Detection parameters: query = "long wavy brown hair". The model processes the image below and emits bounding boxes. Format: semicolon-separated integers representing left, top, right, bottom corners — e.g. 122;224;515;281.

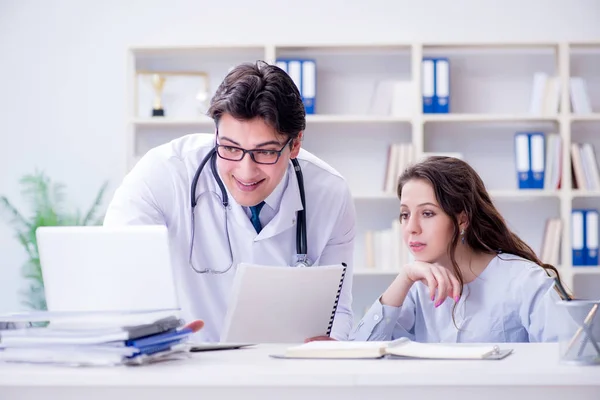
397;156;570;301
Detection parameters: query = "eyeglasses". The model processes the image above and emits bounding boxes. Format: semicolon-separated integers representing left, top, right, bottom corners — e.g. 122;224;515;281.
216;136;293;165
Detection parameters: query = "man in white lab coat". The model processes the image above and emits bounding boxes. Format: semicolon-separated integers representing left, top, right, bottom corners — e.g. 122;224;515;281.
103;61;356;342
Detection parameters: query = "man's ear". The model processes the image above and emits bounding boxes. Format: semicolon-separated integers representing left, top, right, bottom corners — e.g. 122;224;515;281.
290;132;302;159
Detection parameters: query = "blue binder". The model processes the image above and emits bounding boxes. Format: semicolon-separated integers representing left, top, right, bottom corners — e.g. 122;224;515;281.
585;209;599;266
422;58;435;113
529;132;545;189
514;132;531;189
434;58;450;113
301;59;316;114
572;209;586;266
275;58;316;114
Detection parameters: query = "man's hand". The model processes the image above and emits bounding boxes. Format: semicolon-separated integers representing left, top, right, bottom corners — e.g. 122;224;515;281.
183;320;205;332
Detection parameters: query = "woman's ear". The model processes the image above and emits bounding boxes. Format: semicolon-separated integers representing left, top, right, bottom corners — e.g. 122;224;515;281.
458;212;469;232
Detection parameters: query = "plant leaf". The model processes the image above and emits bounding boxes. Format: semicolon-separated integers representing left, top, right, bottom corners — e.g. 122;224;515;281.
2;171;108;311
82;181;109;225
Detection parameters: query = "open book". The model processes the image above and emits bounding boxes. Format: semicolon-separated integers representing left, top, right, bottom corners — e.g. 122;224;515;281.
276;338;512;360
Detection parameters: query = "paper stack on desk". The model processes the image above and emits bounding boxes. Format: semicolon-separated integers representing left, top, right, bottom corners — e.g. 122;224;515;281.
0;310;197;366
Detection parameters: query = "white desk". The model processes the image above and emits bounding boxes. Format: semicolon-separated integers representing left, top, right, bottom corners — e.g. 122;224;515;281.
0;343;598;400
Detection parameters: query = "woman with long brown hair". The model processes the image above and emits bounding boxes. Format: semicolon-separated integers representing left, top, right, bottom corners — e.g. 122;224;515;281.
350;156;570;343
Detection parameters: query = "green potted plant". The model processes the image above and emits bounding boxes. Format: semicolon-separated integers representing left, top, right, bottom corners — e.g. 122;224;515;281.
0;171;108;310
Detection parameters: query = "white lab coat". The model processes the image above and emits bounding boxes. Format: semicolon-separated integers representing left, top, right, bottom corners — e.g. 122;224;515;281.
104;134;356;342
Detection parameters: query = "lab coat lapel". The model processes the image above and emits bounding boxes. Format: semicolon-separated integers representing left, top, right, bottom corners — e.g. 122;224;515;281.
228;200;256;233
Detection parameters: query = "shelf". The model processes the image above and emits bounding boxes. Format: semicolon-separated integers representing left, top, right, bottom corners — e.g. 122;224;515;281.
132;117;213;127
132;115;412;127
570;114;600;122
572;268;600;275
352;190;560;201
489;190;560;199
132;113;568;127
423;114;559;123
353;193;396;200
306;115;411;123
571;190;600;198
127;41;600;302
354;267;600;277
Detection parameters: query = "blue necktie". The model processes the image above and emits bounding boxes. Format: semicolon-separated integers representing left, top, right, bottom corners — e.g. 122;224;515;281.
250;201;265;233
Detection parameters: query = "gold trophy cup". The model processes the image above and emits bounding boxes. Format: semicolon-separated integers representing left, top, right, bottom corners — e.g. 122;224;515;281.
151;74;166;117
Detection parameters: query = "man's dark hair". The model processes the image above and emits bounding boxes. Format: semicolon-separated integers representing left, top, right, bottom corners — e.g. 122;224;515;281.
207;60;306;139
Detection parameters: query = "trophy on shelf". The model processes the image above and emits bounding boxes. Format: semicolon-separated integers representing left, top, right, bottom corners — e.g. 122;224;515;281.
151;74;166;117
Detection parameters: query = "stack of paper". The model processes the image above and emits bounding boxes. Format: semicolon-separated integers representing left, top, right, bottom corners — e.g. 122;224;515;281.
0;310;195;366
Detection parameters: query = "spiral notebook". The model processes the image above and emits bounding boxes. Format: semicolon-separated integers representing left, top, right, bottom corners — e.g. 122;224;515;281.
220;263;347;343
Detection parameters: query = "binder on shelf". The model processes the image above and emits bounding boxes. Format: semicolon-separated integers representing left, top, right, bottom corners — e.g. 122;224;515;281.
570;77;592;114
434;57;450;113
514;132;531;189
543;133;562;190
275;58;316;115
580;143;600;191
529;72;548;115
586;209;599;266
529;132;545;189
422;58;435;113
572;209;586;266
286;59;302;97
301;59;316;114
275;60;288;73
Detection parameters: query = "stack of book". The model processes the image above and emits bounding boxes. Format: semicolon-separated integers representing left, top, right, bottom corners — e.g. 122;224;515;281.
0;310;197;367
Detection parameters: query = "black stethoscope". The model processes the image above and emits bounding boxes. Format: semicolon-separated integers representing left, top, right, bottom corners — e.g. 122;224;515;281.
188;147;310;274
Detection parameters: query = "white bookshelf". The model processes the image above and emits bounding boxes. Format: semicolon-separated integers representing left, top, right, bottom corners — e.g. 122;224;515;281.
423;114;560;123
127;41;600;316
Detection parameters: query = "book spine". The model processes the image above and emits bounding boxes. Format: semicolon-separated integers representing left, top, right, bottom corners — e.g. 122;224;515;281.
326;264;347;336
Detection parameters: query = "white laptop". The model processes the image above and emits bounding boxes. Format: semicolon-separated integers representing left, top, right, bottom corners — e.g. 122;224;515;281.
7;225;253;350
35;225;180;325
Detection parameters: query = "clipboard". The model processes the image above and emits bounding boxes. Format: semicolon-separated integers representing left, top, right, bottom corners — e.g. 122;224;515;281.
220;263;347;343
190;343;255;352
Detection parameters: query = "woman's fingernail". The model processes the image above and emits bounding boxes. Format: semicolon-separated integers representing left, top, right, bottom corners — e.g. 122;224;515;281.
431;295;435;301
455;296;460;302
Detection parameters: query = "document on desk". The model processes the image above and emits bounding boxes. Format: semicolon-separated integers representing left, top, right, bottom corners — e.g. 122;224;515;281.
220;263;347;343
274;337;513;360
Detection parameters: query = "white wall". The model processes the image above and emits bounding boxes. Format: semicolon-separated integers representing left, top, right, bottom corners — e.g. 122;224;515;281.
0;0;599;312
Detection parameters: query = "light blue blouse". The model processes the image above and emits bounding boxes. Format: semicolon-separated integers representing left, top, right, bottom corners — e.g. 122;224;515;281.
350;254;569;343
